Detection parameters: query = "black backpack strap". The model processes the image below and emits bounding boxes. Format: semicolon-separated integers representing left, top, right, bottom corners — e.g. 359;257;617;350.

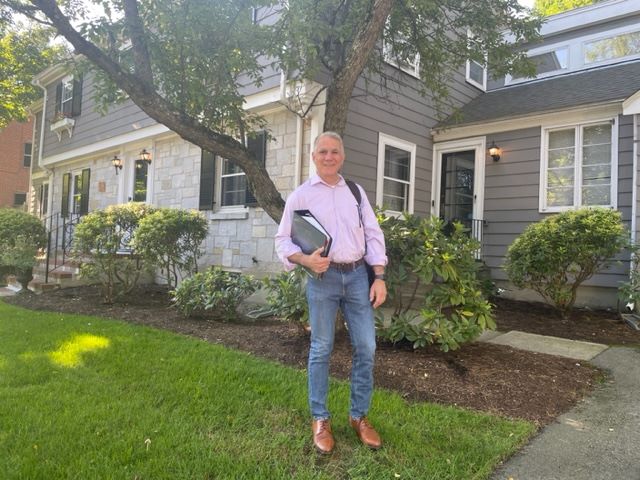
345;179;362;206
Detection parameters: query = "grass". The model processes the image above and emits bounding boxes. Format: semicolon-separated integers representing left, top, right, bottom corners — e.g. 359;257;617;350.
0;300;535;479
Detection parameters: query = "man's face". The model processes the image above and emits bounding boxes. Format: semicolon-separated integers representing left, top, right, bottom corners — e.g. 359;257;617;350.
312;136;345;181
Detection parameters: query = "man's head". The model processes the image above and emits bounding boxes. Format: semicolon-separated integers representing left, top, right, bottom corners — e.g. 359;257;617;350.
312;131;345;184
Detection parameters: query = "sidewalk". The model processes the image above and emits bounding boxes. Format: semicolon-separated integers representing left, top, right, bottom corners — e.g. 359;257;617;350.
483;332;640;480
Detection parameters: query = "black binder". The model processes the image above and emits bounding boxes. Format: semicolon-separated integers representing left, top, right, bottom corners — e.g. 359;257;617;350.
292;210;332;278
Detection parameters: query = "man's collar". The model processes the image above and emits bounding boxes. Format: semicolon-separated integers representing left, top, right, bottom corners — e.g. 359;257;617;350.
310;174;345;187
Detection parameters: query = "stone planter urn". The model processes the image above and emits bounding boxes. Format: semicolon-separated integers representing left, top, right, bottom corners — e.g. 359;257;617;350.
15;267;34;293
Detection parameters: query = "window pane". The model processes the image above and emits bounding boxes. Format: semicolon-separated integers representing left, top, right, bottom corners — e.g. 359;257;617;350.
583;144;611;166
547;167;574;187
582;185;610;205
222;158;242;175
548;149;575;168
382;179;408;212
582;165;611;185
221;175;246;206
547;186;574;207
133;160;148;202
384;146;410;180
549;129;574;149
585;30;640;64
512;47;568;80
468;60;484;84
583;124;611;145
73;174;83;213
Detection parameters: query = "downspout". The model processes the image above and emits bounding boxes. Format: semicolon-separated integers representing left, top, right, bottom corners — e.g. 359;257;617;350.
280;69;304;188
33;78;54;210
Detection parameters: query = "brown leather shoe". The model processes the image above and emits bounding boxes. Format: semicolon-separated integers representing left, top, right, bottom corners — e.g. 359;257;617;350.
349;416;382;449
312;419;335;454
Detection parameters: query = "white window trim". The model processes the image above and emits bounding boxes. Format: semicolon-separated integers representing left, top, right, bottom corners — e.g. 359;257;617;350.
376;132;416;216
215;156;249;213
465;59;487;91
505;45;570;86
382;37;420;78
465;30;487;91
538;117;618;213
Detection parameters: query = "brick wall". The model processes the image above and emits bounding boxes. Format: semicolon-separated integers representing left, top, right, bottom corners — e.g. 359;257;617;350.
0;119;34;208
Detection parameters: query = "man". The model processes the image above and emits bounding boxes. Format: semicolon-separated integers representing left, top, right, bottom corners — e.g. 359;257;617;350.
275;131;387;454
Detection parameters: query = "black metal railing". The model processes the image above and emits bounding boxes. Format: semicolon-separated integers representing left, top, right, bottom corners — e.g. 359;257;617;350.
43;212;83;283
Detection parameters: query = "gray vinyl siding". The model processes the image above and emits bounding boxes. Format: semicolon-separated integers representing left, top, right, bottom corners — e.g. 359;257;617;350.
341;63;482;215
482;115;633;290
42;71;157;158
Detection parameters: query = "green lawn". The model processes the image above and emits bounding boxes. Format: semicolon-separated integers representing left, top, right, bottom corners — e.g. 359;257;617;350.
0;300;535;479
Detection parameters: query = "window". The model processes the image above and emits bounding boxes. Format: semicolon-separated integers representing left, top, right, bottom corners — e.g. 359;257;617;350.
465;31;487;90
61;169;90;217
13;193;26;207
382;22;420;78
199;131;267;210
23;143;32;167
376;133;416;215
133;160;149;202
54;75;82;118
509;46;569;83
541;120;616;212
584;30;640;65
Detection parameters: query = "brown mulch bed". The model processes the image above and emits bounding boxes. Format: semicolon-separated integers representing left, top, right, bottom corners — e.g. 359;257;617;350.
5;285;640;427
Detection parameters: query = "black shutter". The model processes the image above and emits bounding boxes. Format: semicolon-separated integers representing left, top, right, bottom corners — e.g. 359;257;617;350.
199;150;216;210
80;168;90;215
71;76;82;117
245;130;266;206
54;82;62;116
61;172;71;217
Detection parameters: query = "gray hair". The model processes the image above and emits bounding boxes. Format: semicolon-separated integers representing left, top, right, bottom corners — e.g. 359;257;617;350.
313;131;344;152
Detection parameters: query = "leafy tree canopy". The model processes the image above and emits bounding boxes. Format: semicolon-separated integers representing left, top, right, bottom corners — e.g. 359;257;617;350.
534;0;599;16
0;0;540;222
0;23;66;128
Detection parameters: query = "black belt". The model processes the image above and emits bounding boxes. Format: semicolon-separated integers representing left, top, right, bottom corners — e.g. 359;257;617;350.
329;258;365;272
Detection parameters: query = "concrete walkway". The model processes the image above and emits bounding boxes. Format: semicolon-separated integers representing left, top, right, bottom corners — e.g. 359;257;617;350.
485;333;640;480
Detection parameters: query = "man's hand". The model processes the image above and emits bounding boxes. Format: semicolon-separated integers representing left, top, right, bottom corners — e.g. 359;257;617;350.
369;279;387;309
289;247;330;275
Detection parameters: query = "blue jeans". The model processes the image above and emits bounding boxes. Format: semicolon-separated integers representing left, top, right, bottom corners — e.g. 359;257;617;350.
306;263;376;420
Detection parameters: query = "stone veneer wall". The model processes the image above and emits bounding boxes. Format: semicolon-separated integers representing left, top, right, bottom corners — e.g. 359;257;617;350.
153;108;310;276
44;108;309;279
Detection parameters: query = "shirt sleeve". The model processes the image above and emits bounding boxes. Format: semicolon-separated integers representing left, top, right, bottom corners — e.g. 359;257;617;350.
358;185;387;267
274;190;302;271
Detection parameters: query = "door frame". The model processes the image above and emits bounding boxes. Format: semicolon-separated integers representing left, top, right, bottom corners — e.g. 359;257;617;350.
431;136;487;228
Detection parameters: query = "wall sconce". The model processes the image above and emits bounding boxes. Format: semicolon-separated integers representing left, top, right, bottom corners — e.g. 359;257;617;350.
489;141;501;162
139;148;152;165
112;155;123;175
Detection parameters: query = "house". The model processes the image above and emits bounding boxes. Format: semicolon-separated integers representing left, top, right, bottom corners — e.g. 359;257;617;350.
433;0;640;307
28;0;638;307
0;118;34;209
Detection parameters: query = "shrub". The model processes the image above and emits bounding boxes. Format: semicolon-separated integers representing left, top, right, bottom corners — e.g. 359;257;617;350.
249;268;309;325
505;207;628;316
376;213;494;352
171;267;260;320
618;244;640;312
133;208;208;288
0;209;47;290
73;203;155;303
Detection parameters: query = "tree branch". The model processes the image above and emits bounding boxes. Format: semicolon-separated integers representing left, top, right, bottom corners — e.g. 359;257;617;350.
122;0;154;88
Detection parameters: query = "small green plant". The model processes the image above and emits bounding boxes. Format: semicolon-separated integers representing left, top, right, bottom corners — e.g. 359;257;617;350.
505;207;628;317
376;213;494;352
73;203;155;303
0;208;47;291
171;266;260;320
133;208;208;288
250;268;309;325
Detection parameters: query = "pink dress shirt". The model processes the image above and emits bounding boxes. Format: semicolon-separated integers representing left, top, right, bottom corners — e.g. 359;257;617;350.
275;175;387;270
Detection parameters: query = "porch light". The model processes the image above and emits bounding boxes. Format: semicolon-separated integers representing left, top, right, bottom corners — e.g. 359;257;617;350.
139;148;152;165
112;155;123;174
489;142;501;162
